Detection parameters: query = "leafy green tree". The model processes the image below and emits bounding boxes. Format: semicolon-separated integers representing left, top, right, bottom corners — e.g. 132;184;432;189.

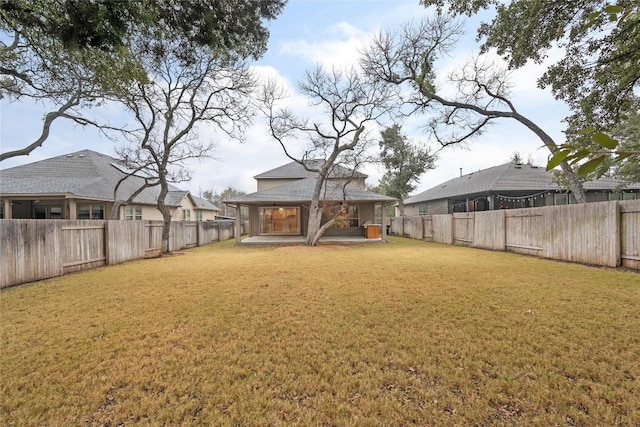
419;0;639;177
0;0;286;161
377;125;435;216
604;110;640;184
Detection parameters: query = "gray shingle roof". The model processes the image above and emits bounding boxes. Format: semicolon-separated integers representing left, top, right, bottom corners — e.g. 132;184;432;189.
405;162;640;204
0;149;201;207
254;160;367;180
227;177;395;204
192;196;221;211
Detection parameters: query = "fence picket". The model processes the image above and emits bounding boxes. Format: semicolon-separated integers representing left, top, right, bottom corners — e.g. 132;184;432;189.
1;219;241;288
388;200;639;269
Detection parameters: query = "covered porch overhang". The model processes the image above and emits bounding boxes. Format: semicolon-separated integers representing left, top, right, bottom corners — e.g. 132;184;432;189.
226;199;395;244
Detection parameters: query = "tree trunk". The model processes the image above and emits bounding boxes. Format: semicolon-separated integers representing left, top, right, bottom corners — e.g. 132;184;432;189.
305;199;324;246
429;94;589;203
157;180;172;254
397;200;405;217
109;201;122;219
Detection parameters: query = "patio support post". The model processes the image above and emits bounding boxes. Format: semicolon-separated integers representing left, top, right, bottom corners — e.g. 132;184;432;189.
68;199;77;219
3;199;12;219
381;202;388;240
234;204;241;243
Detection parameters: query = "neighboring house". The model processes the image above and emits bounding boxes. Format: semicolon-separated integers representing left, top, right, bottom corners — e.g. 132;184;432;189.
404;161;640;216
0;149;221;220
226;160;396;238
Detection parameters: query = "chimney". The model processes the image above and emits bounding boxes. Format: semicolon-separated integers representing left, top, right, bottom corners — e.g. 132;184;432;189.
459;168;463;177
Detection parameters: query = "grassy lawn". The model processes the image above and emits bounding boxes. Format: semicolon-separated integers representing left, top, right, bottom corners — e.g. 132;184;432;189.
1;237;639;426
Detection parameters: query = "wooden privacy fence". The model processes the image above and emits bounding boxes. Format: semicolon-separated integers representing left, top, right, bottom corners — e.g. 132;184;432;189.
389;200;640;270
1;219;242;288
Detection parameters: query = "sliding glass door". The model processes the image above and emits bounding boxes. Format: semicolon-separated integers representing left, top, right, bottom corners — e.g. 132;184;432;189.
260;207;300;235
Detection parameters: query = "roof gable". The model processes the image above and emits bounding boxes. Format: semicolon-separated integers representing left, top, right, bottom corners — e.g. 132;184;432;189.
254;160;367;180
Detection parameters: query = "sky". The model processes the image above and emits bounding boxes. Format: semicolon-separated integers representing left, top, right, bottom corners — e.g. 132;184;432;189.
0;0;571;198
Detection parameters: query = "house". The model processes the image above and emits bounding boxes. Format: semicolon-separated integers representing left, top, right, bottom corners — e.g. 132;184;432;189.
0;149;221;220
403;161;640;216
226;160;396;241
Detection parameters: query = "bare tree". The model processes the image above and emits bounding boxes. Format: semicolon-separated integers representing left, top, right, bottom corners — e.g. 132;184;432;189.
259;66;396;246
113;40;255;253
0;0;285;162
361;15;588;203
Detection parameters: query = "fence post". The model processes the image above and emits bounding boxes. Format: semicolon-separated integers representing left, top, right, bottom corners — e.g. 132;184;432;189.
104;220;110;265
614;201;622;267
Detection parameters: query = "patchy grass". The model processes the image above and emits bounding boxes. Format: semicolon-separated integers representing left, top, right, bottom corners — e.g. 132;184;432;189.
1;237;639;426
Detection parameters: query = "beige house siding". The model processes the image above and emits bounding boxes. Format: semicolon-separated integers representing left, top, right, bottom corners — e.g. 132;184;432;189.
196;209;218;221
256;177;366;192
257;179;302;191
140;205;165;221
173;194;195;221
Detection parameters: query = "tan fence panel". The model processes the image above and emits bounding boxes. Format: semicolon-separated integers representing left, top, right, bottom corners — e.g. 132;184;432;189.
389;217;402;235
218;221;235;241
198;221;219;245
505;208;544;256
543;201;620;267
432;214;453;244
106;221;146;265
453;213;474;246
169;222;185;252
403;216;423;239
145;222;164;256
473;210;506;251
1;220;63;288
423;216;434;241
620;200;640;269
61;220;106;274
184;222;198;248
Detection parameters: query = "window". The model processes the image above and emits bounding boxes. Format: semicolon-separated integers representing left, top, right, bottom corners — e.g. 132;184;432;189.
0;204;3;219
259;207;300;234
554;194;568;205
34;205;63;219
182;209;191;221
77;204;105;219
196;210;203;221
34;205;47;219
623;193;637;200
49;206;62;219
124;205;142;220
345;205;359;227
418;203;428;215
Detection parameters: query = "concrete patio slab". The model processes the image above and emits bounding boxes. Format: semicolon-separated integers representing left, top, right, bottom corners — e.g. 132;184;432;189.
239;235;384;245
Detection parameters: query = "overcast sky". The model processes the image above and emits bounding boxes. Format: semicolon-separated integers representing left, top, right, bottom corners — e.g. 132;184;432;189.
0;0;570;197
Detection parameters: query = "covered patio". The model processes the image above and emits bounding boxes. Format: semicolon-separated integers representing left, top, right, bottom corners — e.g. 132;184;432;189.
226;178;396;244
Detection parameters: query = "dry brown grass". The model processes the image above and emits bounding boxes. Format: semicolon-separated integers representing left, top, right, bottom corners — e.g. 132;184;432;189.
2;237;639;426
